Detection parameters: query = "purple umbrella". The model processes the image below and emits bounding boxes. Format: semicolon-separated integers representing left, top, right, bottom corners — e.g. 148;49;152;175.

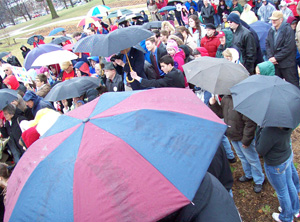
24;44;63;70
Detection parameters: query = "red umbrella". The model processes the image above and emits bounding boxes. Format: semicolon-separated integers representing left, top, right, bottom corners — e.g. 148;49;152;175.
77;17;101;27
63;43;74;51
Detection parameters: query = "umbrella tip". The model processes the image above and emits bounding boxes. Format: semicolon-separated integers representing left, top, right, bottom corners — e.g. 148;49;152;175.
82;118;90;123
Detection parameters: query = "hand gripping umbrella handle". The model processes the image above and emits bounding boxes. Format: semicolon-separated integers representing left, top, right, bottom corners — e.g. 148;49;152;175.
125;53;135;83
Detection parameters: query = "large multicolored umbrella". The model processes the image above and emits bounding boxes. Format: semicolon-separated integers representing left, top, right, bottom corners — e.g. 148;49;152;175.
24;44;63;70
77;16;101;27
87;5;111;17
5;88;227;222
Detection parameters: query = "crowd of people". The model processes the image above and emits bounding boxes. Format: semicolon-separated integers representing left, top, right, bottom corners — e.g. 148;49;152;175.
0;0;300;221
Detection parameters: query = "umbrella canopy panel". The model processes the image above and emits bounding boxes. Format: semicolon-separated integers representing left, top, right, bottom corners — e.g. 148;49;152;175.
49;27;65;36
32;50;78;67
0;89;18;110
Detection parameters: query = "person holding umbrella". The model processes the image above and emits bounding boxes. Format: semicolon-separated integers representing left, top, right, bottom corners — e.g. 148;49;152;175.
32;35;45;48
209;93;265;193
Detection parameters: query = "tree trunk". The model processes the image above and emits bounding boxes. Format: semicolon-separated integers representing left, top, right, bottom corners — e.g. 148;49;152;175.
62;0;68;9
23;2;32;20
70;0;74;7
46;0;59;19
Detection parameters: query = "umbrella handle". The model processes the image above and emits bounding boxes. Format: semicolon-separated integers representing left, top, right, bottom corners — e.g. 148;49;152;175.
125;54;134;83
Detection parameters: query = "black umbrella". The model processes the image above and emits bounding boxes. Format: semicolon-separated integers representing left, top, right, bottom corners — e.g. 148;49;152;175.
0;52;9;59
116;13;142;24
44;77;101;102
142;21;163;30
51;36;72;45
230;75;300;128
73;26;152;57
167;0;183;5
27;35;44;45
0;89;18;110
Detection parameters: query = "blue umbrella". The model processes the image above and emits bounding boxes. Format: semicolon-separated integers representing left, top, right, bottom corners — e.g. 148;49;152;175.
49;27;65;36
27;35;44;45
24;44;63;70
249;21;271;51
158;6;176;13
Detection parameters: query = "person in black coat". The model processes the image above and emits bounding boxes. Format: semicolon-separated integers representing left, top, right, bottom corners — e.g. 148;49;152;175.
0;104;26;164
158;172;242;222
20;45;31;59
227;13;256;74
6;52;22;67
114;47;148;90
130;55;185;88
266;11;299;87
140;10;149;23
201;0;215;24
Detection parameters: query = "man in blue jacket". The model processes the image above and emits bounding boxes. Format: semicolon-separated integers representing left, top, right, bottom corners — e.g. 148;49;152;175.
185;0;198;11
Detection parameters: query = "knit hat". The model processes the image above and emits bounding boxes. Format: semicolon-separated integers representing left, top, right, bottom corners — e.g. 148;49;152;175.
205;23;216;29
287;16;297;24
166;39;179;53
227;13;241;24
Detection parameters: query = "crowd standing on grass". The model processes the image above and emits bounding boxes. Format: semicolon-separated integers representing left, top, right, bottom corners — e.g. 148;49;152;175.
0;0;300;221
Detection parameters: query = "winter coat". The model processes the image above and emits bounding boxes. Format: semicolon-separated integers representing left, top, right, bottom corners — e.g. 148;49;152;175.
3;75;19;90
173;50;186;73
23;91;54;117
216;29;234;58
257;61;275;76
201;4;215;24
36;84;51;98
231;24;257;74
218;4;229;16
158;173;241;222
181;6;189;25
149;43;168;78
280;7;294;20
230;3;243;14
286;0;299;16
105;74;124;92
185;0;199;11
140;67;185;88
20;45;31;59
257;2;276;23
196;47;209;56
266;21;297;68
185;35;198;50
200;32;221;57
209;95;257;146
188;27;201;47
140;10;149;23
7;56;22;67
0;108;26;155
148;4;162;21
33;39;45;48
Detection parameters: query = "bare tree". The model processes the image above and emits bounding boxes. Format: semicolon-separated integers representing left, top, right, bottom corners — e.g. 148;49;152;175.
36;0;58;19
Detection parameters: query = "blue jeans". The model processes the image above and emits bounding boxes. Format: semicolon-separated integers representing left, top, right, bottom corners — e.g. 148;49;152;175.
175;15;184;26
214;14;221;27
231;140;265;185
292;163;300;193
265;154;299;222
222;135;235;159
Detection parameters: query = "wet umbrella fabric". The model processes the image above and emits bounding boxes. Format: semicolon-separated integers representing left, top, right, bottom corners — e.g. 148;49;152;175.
24;44;63;70
73;26;152;57
249;21;271;51
27;35;44;45
5;88;227;222
106;9;133;19
142;21;163;29
0;89;18;110
51;36;72;45
158;6;176;13
183;57;249;95
49;27;65;36
44;76;101;101
230;75;300;128
116;13;142;24
32;50;78;67
167;0;183;5
87;5;111;17
0;52;9;59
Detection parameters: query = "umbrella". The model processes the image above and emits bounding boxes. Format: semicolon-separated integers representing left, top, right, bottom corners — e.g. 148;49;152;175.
249;21;271;51
24;44;63;70
158;6;176;13
32;50;78;67
106;9;133;19
49;27;65;36
230;75;300;128
5;88;227;222
73;26;152;57
167;0;183;5
27;35;44;45
0;52;9;59
44;76;101;101
63;43;74;51
116;13;142;24
87;5;111;17
183;57;249;95
77;17;101;27
0;89;18;110
142;21;163;29
51;36;72;45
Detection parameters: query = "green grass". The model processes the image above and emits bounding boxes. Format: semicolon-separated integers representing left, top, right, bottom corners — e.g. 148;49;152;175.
261;205;271;214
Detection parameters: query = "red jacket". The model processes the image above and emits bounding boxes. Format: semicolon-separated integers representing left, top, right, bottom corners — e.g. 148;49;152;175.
200;33;221;57
33;39;45;48
62;70;75;81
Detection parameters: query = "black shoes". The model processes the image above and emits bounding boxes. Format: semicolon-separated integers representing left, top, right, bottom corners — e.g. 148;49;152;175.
228;157;237;163
253;184;263;193
238;175;253;182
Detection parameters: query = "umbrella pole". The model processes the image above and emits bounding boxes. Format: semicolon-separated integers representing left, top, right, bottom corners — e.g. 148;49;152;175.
125;53;134;83
99;56;105;78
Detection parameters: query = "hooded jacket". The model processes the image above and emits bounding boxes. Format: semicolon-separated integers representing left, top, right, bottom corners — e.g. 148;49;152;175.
266;21;297;68
241;4;258;25
257;61;275;76
257;2;276;23
23;91;54;117
20;45;31;59
200;31;221;57
74;61;91;76
3;75;19;90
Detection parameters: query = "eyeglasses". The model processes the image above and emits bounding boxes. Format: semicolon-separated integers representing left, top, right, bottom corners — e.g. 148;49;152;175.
4;69;9;72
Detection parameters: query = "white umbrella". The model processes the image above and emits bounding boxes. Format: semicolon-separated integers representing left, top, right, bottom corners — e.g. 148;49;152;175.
87;5;110;17
32;50;78;67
